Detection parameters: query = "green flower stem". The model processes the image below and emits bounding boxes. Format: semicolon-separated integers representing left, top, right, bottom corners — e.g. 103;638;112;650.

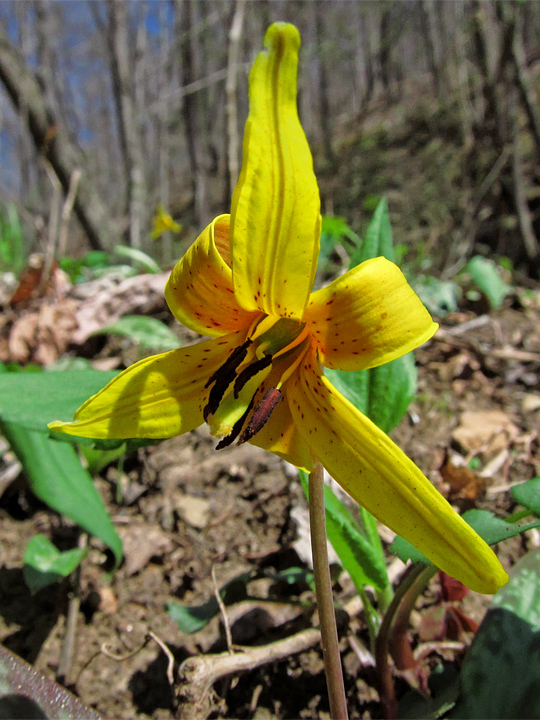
375;563;436;719
309;463;349;720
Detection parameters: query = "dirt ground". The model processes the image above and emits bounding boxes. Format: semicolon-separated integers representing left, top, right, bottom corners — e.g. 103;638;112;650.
1;297;540;719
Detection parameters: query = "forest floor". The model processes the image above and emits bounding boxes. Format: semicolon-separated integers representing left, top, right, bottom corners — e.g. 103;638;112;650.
1;275;540;719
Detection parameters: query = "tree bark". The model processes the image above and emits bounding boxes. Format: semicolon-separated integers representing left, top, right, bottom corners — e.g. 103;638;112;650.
107;0;146;248
0;21;108;250
225;0;246;199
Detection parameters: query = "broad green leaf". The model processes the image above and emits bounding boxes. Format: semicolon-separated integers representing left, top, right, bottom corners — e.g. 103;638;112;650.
325;199;417;434
349;197;395;266
23;534;87;593
510;477;540;516
467;256;512;310
0;369;118;432
451;546;540;718
0;421;122;566
325;353;417;434
94;315;180;351
462;508;540;546
0;645;102;719
299;470;388;591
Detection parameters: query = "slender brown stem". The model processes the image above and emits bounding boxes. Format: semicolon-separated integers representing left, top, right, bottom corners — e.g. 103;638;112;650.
309;463;349;720
375;563;436;719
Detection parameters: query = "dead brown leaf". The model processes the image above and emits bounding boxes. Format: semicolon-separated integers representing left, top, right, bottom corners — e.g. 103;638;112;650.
440;449;486;501
452;410;520;455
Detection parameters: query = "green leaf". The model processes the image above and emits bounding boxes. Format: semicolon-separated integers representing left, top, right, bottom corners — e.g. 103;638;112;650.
466;256;512;310
114;244;161;274
510;477;540;516
451;546;540;718
23;534;87;593
0;421;122;566
349;197;395;267
324;198;417;434
390;509;540;566
167;570;255;634
410;276;460;316
325;352;417;434
299;470;388;591
0;369;118;432
94;315;180;351
462;508;540;546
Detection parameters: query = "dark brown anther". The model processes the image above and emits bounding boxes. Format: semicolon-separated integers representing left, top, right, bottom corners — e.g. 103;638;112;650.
237;388;282;445
203;340;251;421
233;354;273;398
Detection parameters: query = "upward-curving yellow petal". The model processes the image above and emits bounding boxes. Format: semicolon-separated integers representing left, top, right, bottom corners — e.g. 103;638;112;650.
288;350;509;594
230;23;321;320
165;215;259;337
304;257;438;371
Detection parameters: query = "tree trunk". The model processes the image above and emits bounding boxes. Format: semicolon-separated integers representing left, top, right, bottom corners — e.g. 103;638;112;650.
178;0;210;228
107;0;146;248
225;0;246;200
0;21;108;250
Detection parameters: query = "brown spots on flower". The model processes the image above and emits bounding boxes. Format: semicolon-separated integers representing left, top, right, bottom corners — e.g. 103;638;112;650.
381;312;387;319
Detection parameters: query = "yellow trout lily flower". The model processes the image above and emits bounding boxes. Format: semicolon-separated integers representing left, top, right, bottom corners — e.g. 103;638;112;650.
150;204;182;240
49;24;507;595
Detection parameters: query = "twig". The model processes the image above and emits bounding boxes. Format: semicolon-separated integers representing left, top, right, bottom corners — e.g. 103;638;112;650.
148;630;175;687
211;563;233;654
176;628;322;720
57;533;88;685
57;168;82;258
40;161;62;296
309;463;349;719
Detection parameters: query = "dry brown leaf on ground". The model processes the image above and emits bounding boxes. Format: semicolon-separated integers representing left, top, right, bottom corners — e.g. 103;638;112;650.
7;299;78;365
8;312;39;363
452;410;520;455
439;449;486;502
71;273;169;344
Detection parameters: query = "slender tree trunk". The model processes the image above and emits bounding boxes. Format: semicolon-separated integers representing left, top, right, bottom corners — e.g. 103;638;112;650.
225;0;246;200
314;2;334;164
510;4;540;155
107;0;146;248
178;0;210;228
0;21;108;250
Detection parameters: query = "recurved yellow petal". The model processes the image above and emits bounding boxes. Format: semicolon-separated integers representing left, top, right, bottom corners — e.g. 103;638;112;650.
288;351;508;594
231;23;320;320
304;257;438;371
165;215;259;337
248;385;314;471
48;332;246;439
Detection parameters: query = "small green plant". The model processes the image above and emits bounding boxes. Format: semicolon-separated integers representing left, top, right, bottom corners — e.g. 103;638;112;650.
0;202;26;274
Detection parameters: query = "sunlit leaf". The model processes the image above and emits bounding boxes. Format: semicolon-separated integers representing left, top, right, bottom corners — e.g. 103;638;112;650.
23;534;87;593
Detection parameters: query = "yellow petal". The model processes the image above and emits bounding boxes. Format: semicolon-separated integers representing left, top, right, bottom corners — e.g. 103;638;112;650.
165;215;260;337
288;351;508;594
48;332;246;439
304;257;438;371
248;384;314;471
231;23;321;320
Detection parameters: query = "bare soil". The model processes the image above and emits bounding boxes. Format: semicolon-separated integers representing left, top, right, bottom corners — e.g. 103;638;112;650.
1;298;540;719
